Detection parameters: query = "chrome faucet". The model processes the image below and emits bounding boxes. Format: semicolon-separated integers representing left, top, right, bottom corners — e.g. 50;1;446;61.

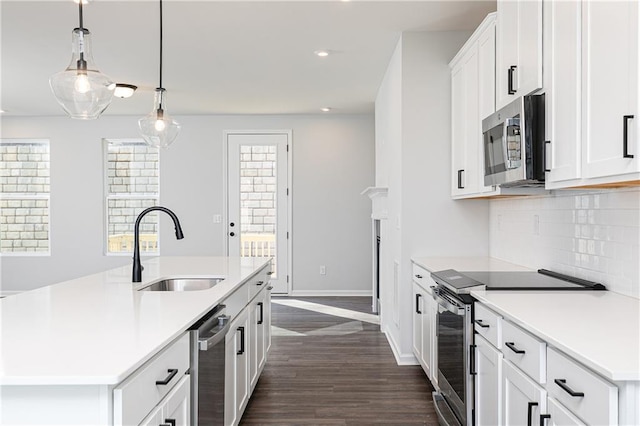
132;206;184;282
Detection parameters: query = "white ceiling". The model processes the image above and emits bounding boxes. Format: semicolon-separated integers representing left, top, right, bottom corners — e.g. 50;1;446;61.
1;0;495;116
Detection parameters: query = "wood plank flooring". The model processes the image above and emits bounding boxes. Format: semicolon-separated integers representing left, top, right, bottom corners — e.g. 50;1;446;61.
240;297;439;425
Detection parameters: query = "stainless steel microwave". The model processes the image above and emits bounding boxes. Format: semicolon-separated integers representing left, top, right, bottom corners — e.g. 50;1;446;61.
482;95;546;187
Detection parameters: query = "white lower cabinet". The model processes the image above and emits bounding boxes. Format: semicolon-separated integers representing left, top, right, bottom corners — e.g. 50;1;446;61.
411;263;436;381
543;397;586;426
250;287;270;391
475;334;502;426
502;359;547;426
139;375;190;426
225;307;250;426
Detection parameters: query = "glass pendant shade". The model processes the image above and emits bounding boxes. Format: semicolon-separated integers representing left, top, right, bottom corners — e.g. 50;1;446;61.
138;89;181;148
50;28;115;119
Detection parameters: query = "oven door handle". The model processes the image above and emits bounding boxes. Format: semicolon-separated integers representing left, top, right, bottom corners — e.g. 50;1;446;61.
435;295;465;316
198;315;232;351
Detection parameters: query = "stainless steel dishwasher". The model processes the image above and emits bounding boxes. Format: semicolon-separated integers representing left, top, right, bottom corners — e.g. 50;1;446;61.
190;304;231;425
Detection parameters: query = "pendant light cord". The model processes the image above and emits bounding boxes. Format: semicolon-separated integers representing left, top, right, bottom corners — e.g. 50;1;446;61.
159;0;163;90
78;1;84;29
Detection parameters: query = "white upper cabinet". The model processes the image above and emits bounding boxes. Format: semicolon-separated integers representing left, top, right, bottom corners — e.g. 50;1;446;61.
582;1;640;180
544;0;640;188
450;13;498;199
496;0;543;109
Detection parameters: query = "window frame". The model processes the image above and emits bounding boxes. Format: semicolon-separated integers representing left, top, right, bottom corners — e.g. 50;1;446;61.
103;138;160;256
0;138;51;257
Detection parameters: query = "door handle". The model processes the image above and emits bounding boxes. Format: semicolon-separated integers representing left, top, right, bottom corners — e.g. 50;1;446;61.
229;232;235;237
457;169;464;189
237;326;245;355
257;302;264;325
623;115;634;158
527;402;538;426
508;65;517;95
540;414;551;426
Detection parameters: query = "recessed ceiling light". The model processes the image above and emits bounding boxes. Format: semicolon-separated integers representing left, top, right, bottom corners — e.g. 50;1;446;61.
321;107;331;112
315;50;330;58
114;84;138;99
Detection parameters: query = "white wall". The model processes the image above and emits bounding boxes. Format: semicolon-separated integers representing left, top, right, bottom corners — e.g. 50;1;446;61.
0;114;374;294
375;31;489;363
490;188;640;299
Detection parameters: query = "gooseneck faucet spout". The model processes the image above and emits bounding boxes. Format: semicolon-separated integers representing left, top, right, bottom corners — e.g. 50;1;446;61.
132;206;184;283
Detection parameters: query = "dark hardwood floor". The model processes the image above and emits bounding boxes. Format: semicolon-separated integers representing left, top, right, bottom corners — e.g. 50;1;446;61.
240;297;439;425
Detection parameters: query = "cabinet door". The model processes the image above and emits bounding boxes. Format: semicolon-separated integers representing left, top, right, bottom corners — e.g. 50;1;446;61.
502;359;546;426
451;62;468;197
544;397;586;426
475;335;502;426
250;290;267;390
544;0;582;183
478;20;499;195
412;282;424;362
583;0;640;178
162;375;191;426
225;308;249;426
420;289;434;380
496;0;543;109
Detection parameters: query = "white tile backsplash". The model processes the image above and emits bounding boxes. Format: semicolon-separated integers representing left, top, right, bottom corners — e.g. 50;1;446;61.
489;188;640;299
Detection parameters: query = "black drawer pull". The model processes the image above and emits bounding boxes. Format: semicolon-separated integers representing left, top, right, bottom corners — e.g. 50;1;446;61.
267;271;274;275
155;368;178;386
457;169;464;189
256;280;264;286
554;379;584;397
470;344;477;376
623;115;634;158
415;274;423;279
540;414;551;426
258;302;264;325
505;342;525;354
474;319;490;328
160;420;176;426
527;402;538;426
237;326;245;355
415;293;422;314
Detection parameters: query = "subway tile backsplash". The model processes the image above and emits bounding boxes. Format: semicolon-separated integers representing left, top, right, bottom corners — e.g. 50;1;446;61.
489;188;640;299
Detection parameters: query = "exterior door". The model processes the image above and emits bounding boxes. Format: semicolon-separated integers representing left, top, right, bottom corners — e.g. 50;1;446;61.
227;132;290;294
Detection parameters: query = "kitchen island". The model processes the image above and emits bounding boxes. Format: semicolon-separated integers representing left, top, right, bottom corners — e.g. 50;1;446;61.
0;256;271;425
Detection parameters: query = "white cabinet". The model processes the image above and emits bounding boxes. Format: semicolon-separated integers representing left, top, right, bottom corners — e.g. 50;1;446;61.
250;287;270;391
411;263;436;382
450;13;498;199
502;359;547;426
544;0;640;188
475;334;503;426
495;0;543;109
225;307;250;426
543;397;586;426
139;375;191;426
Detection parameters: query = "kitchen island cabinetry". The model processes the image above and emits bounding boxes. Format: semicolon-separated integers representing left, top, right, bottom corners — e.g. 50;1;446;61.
0;256;271;426
411;262;436;381
226;307;250;426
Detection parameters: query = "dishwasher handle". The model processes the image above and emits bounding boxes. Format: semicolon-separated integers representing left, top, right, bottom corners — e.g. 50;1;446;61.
198;314;232;351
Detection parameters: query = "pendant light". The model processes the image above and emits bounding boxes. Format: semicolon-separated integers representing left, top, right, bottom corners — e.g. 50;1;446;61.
138;0;181;148
49;1;115;119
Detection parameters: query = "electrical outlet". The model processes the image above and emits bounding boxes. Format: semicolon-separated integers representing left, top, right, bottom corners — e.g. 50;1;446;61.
320;265;326;275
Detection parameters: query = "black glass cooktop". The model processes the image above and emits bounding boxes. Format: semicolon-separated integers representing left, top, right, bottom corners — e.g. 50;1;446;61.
431;269;606;294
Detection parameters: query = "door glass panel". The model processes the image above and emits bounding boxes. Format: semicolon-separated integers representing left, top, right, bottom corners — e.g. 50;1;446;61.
239;145;277;278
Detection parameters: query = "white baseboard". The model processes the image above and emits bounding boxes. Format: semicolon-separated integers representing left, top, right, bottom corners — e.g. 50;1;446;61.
289;290;373;297
381;324;419;366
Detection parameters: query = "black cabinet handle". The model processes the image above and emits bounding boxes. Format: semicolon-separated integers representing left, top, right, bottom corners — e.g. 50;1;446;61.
469;344;477;376
415;293;422;314
155;368;178;386
415;274;423;279
267;286;273;291
474;319;490;328
527;402;538;426
554;379;585;397
267;271;274;275
457;169;464;189
544;141;551;172
257;280;264;286
505;341;525;354
540;414;551;426
508;65;517;95
237;326;245;355
258;302;264;325
161;420;176;426
623;115;634;158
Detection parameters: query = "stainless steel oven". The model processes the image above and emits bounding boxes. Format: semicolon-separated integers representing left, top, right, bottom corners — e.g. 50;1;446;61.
432;286;474;426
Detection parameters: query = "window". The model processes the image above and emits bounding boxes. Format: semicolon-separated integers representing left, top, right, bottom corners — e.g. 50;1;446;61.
0;139;50;255
104;139;159;254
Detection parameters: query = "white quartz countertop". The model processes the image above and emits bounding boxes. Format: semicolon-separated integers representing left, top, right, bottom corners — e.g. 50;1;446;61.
0;256;270;386
472;290;640;382
412;256;532;273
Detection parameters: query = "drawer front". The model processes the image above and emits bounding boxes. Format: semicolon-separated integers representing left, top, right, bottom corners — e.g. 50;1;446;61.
474;303;502;348
248;265;270;301
501;320;546;384
412;263;435;295
113;333;190;426
225;283;249;320
547;347;618;425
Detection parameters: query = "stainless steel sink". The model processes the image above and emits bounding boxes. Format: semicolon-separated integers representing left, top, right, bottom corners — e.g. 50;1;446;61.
139;278;224;292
